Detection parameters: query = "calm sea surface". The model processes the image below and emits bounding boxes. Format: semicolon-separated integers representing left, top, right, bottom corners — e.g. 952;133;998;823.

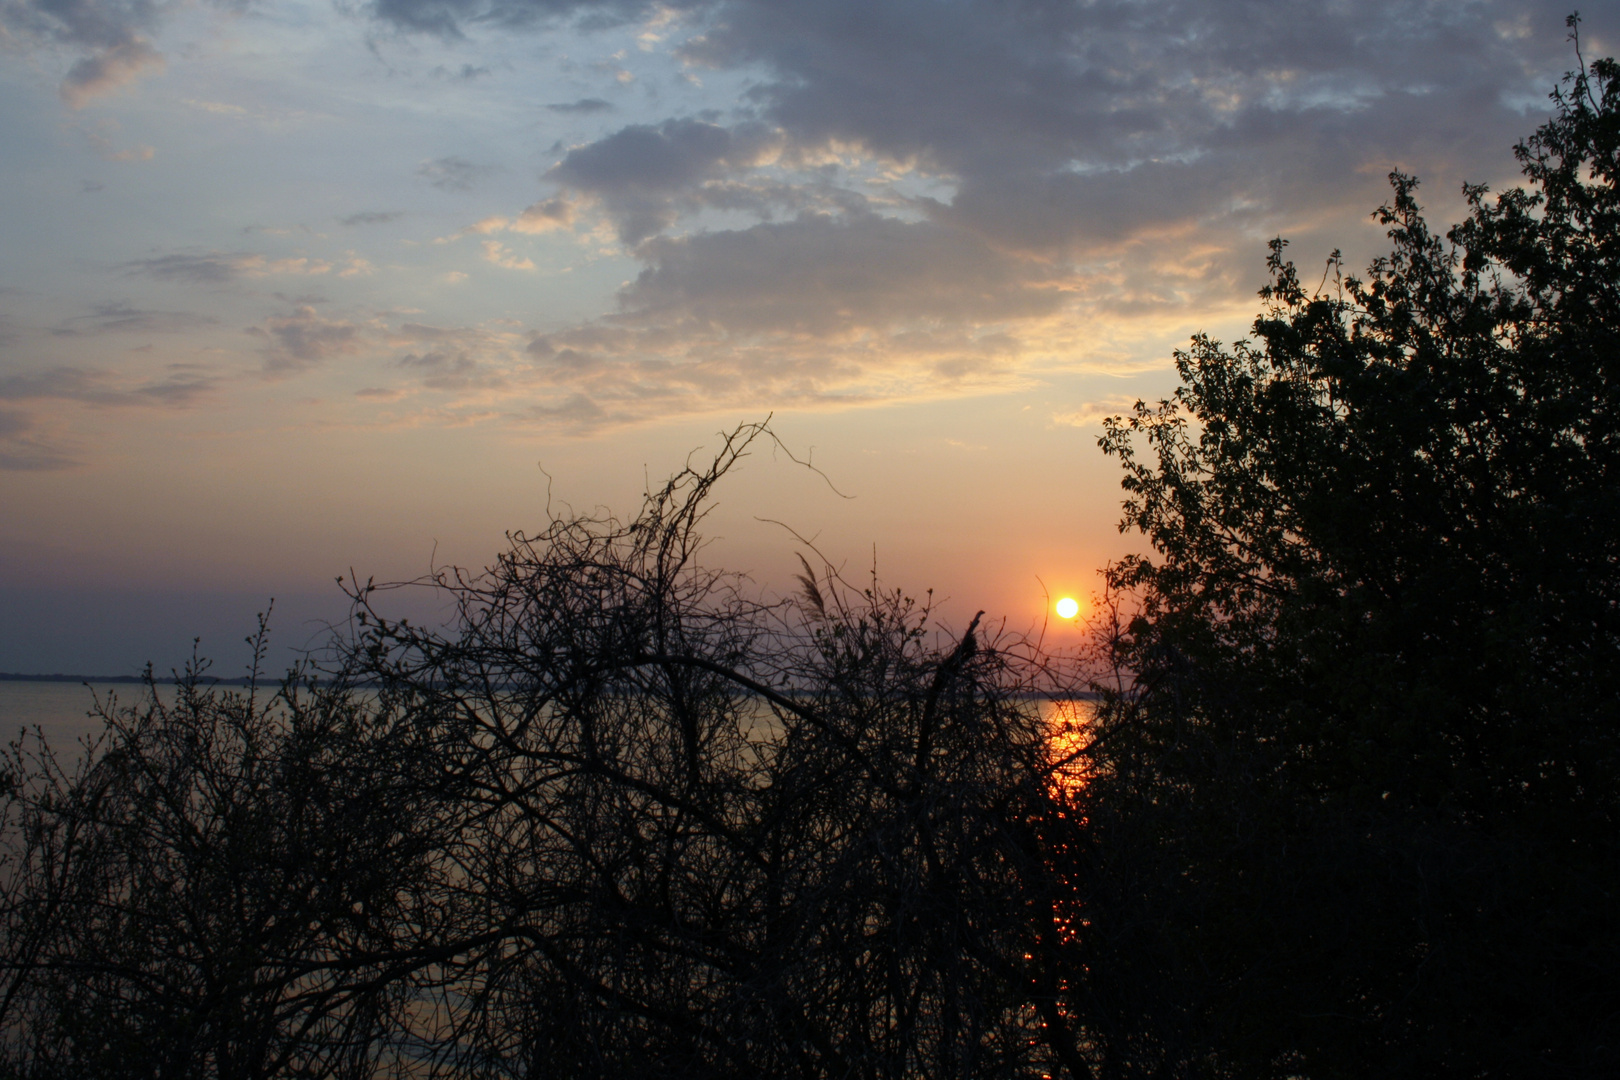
0;680;1097;776
0;681;154;754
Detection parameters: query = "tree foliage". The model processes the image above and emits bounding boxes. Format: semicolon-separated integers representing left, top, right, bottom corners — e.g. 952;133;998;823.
1086;25;1620;1077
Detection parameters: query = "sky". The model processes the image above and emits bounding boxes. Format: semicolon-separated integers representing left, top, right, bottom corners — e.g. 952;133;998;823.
1;0;1612;676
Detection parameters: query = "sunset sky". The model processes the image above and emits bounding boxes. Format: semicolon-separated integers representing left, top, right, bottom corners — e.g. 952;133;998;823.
2;0;1612;675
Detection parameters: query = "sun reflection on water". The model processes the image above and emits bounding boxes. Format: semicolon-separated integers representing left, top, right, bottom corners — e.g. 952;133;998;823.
1039;697;1096;796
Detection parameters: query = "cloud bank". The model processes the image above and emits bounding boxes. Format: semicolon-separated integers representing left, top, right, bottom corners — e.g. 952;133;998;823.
9;0;1611;438
349;0;1602;427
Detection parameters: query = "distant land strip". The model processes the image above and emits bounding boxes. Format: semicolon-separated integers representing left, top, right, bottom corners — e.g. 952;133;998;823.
0;673;1098;702
2;673;295;686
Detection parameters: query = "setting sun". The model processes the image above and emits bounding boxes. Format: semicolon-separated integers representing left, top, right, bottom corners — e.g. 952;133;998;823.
1055;597;1080;619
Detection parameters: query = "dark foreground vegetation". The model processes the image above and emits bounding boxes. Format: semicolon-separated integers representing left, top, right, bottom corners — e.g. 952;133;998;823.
2;31;1616;1080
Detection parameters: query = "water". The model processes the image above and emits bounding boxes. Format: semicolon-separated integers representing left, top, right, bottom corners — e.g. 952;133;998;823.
0;680;144;754
0;680;1099;779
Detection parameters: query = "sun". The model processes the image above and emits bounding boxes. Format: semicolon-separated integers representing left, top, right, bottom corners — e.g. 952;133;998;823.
1055;597;1080;620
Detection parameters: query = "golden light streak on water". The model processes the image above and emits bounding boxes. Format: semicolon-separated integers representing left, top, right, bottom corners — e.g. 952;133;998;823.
1035;698;1096;957
1039;698;1096;796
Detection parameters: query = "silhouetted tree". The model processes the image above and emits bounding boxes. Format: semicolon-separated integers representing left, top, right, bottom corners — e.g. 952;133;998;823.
0;423;1100;1079
0;625;454;1079
1078;23;1619;1077
335;422;1087;1080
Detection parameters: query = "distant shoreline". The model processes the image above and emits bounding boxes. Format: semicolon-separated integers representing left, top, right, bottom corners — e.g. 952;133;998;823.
0;673;1099;702
0;673;274;686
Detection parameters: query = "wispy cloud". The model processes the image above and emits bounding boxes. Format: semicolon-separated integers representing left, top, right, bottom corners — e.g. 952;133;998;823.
480;240;536;270
547;97;614;114
340;210;406;227
0;361;220;470
0;407;78;471
53;302;217;336
616;211;1064;333
123;252;368;284
417;156;496;191
1051;396;1142;429
60;34;165;107
432;62;492;80
398;349;505;391
247;307;366;374
364;0;659;37
477;210;1070;429
76;117;156;161
0;366;219;408
445;198;577;243
510;197;576;233
545;118;781;243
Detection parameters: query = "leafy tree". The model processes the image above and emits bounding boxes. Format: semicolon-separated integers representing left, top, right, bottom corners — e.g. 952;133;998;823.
1082;24;1619;1077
